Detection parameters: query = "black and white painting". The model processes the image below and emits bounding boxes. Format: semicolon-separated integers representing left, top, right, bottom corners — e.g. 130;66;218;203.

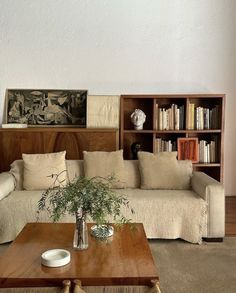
6;89;87;126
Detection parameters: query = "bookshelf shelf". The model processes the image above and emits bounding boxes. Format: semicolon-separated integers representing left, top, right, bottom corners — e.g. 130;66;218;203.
193;163;220;167
186;130;222;133
120;94;225;182
124;130;154;133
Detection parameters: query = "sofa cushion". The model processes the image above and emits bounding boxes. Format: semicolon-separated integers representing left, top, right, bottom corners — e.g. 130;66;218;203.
10;160;24;190
0;172;15;200
22;151;67;190
138;151;192;190
120;188;207;242
10;159;84;190
124;160;141;188
83;150;126;188
66;160;84;181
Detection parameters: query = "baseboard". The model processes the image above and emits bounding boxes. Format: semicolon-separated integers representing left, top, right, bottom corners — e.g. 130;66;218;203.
203;237;224;242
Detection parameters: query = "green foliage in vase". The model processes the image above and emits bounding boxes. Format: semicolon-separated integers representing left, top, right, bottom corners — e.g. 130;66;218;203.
38;174;134;226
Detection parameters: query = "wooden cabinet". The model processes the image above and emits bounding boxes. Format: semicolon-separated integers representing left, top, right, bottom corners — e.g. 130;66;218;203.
120;94;225;182
0;128;119;172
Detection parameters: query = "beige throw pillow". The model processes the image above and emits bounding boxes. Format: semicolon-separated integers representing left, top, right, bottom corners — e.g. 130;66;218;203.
83;150;126;188
138;151;192;190
22;151;67;190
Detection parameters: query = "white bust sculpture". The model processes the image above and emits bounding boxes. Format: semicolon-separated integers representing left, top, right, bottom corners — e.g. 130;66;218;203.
130;109;146;130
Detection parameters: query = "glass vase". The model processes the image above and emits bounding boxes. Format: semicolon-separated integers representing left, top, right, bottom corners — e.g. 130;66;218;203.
73;214;88;250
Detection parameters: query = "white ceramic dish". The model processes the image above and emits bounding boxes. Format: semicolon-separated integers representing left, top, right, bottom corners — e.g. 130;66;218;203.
41;249;71;268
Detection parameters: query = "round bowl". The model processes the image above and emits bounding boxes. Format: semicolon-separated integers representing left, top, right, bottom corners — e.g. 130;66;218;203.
41;249;71;268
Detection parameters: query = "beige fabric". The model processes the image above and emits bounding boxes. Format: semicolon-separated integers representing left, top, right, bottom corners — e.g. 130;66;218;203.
191;171;225;238
10;160;83;189
87;95;119;128
66;160;84;182
83;150;126;188
118;188;207;244
124;160;141;188
9;160;24;190
138;151;192;190
1;160;224;243
22;151;67;190
9;159;140;190
0;173;15;200
0;188;206;244
0;190;75;244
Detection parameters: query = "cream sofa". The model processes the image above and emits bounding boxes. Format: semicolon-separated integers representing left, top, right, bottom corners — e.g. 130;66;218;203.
0;159;225;244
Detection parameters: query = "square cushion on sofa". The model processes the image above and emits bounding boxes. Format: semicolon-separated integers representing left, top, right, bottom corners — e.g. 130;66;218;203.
83;150;126;188
22;151;67;190
138;151;192;190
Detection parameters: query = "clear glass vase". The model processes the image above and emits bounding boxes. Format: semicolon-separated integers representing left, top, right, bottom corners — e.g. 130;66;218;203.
73;213;88;250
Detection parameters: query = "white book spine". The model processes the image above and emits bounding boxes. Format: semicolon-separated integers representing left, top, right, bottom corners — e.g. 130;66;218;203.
166;110;169;130
162;109;166;130
1;123;28;128
206;108;210;129
159;109;163;130
175;106;179;130
207;143;210;163
203;141;207;163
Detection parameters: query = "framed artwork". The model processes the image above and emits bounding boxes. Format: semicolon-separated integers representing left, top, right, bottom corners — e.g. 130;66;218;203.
5;89;87;127
177;137;199;163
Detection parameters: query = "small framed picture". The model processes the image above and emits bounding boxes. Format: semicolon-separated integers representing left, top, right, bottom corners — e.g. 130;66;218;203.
5;89;87;127
177;137;199;163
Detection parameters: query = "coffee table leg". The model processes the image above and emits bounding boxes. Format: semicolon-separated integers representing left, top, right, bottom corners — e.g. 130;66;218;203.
62;280;71;293
149;279;162;293
73;279;86;293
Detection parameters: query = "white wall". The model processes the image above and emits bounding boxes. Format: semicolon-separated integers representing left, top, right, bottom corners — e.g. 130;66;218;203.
0;0;235;195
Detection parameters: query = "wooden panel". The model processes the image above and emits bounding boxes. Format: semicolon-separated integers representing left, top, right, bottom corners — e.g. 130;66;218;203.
0;223;159;288
0;128;119;172
225;196;236;236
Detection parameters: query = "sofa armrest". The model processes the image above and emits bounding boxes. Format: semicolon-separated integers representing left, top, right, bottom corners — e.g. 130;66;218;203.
191;171;225;238
0;172;15;200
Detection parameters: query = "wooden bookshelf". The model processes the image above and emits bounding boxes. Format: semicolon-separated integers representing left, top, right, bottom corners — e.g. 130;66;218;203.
120;94;225;182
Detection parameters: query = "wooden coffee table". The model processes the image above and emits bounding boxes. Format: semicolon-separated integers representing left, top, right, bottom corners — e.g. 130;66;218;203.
0;223;159;288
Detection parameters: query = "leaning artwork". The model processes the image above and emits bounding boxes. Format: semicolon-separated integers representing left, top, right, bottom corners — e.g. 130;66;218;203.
5;89;87;127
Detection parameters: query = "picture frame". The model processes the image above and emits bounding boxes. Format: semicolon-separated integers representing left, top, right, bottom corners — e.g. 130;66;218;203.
177;137;199;163
5;89;87;127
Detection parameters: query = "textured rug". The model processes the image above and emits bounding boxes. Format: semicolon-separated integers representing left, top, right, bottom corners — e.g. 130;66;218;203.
150;238;236;293
1;239;236;293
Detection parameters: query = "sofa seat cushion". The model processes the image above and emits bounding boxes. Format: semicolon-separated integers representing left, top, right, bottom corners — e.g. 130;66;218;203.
0;191;75;244
119;188;207;243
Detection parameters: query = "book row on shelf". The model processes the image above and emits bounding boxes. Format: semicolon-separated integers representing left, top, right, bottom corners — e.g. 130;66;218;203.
187;104;220;130
155;138;217;163
155;103;220;131
156;104;184;130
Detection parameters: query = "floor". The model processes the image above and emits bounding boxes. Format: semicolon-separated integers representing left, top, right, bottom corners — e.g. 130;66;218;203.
226;196;236;236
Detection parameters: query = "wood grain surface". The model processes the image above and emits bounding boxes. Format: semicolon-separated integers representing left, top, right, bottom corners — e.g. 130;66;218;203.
0;128;119;172
0;223;159;288
226;196;236;236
